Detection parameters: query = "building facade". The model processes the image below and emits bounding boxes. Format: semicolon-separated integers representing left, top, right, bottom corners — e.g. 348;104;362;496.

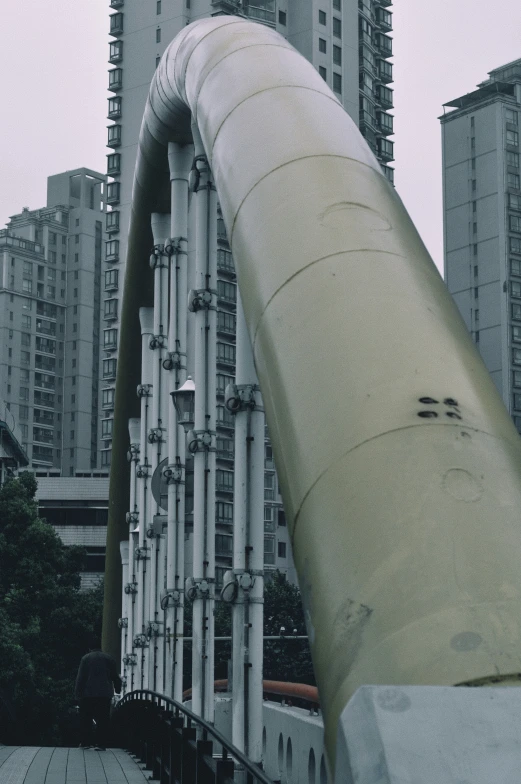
105;0;393;582
0;169;105;473
442;60;521;429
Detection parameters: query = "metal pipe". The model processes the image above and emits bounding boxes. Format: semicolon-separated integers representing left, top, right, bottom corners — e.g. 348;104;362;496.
127;417;141;692
137;307;154;689
112;16;521;771
231;294;250;754
119;540;129;686
165;142;192;700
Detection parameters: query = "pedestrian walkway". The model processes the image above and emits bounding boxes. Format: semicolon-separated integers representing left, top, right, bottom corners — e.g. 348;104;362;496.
0;746;150;783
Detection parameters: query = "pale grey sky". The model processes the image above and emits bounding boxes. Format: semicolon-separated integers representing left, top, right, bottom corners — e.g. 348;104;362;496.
1;0;520;274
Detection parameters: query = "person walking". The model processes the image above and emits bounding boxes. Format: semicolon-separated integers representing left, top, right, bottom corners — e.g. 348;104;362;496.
75;636;122;750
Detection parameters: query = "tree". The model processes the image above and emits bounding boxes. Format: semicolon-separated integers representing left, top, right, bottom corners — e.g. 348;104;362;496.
0;473;104;744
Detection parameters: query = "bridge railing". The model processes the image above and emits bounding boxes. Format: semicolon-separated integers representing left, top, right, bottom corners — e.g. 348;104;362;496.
112;689;274;784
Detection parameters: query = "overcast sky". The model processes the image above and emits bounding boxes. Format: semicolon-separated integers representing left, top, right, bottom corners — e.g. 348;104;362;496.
1;0;520;275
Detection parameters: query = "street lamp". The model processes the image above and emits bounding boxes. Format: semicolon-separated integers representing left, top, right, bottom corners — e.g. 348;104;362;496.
170;376;195;433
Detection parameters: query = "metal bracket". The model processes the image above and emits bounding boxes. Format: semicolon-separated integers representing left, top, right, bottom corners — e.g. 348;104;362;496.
146;621;162;639
186;429;214;454
123;653;137;666
149;244;168;268
127;443;140;462
165;236;188;256
137;383;152;398
118;617;128;629
224;383;258;413
126;510;139;525
188;288;212;312
135;546;149;561
160;588;183;609
185;576;213;600
162;350;183;371
133;633;149;648
149;333;167;350
147;427;164;444
124;581;138;595
136;463;150;478
163;460;183;484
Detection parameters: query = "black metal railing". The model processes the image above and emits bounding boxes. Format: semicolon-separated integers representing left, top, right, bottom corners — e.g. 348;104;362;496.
112;689;274;784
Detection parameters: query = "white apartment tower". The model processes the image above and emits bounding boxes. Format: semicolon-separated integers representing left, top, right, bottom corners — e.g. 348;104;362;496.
0;169;105;473
105;0;394;580
442;60;521;430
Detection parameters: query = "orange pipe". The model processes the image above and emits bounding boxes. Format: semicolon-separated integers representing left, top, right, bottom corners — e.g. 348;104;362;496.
183;680;319;706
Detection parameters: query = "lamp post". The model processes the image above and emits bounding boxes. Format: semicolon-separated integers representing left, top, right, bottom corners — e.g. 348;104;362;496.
170;376;195;433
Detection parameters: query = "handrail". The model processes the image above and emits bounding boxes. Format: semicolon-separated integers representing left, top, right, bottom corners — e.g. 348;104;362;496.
115;689;274;784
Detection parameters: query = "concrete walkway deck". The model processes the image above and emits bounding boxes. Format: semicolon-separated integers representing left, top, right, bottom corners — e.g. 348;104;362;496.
0;746;150;784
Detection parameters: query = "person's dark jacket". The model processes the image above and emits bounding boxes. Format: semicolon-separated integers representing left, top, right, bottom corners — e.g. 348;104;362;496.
75;650;122;699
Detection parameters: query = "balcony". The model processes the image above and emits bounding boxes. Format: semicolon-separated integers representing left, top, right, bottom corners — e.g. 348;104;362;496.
358;0;375;22
377;58;393;83
377;137;394;162
376;84;393;109
381;164;394;185
106;239;120;262
110;0;123;6
243;4;276;26
108;68;123;92
374;32;392;58
211;0;242;13
377;110;394;136
109;40;123;63
376;7;392;31
106;181;121;205
106;211;120;234
110;13;124;36
107;154;121;176
107;125;122;149
377;0;392;6
108;97;122;120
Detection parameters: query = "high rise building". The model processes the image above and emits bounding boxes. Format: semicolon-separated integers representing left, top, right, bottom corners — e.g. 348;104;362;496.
105;0;393;581
441;60;521;430
0;168;106;473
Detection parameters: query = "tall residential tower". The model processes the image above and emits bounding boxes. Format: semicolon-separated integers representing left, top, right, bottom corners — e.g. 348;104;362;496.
442;60;521;430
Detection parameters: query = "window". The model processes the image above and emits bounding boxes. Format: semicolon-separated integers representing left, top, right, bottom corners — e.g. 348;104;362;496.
512;281;521;298
506;109;518;125
101;449;112;468
156;56;160;68
510;194;521;210
512;259;521;276
510;216;521;233
217;280;236;303
47;285;55;299
109;40;123;62
156;27;161;42
22;315;31;329
108;68;123;91
332;17;341;38
104;298;118;319
508;173;521;189
19;387;29;401
106;211;120;233
21;332;31;347
22;278;32;293
319;38;326;53
107;153;121;175
507;130;519;147
514;348;521;365
22;298;32;311
277;541;287;559
333;72;342;94
21;351;30;365
35;336;56;354
103;358;117;379
19;405;28;420
264;536;275;565
217;373;234;394
102;388;115;408
106;239;119;261
104;328;118;348
107;125;122;147
217;310;236;334
333;0;341;8
217;342;236;365
108;96;122;119
513;326;521;343
511;237;521;254
318;10;326;24
216;469;234;492
105;268;119;290
333;44;342;66
319;66;327;81
23;261;32;276
157;0;161;12
507;151;519;168
106;181;120;204
101;419;113;438
278;10;286;25
110;12;123;34
216;534;232;555
216;501;233;523
47;268;56;281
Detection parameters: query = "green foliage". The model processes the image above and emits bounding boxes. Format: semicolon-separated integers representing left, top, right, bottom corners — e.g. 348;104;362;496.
0;473;104;744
